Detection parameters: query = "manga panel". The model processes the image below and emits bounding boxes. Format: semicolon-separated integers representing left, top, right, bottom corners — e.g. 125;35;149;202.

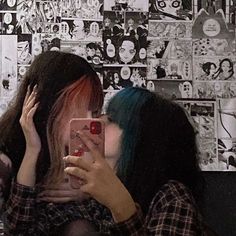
147;39;192;60
193;38;236;57
61;41;104;68
61;0;103;19
177;100;218;171
103;35;147;65
104;0;149;12
0;0;17;11
32;33;60;57
193;57;236;81
16;0;40;34
0;35;17;98
150;80;193;99
147;59;192;81
17;34;32;65
124;12;148;37
193;81;236;99
217;98;236;171
103;65;146;90
149;0;193;20
103;11;125;37
148;20;192;39
60;19;103;41
193;0;235;29
1;11;17;34
192;0;235;38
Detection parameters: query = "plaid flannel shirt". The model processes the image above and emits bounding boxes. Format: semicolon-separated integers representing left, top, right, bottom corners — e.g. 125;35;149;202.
2;180;205;236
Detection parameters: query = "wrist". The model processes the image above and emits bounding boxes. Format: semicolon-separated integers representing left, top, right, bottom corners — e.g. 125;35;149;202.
110;190;137;223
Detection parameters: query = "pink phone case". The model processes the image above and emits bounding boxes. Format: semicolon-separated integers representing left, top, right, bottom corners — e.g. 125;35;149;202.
68;118;105;189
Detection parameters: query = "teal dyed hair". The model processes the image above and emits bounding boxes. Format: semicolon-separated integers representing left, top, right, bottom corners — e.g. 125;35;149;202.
106;87;155;181
106;87;204;214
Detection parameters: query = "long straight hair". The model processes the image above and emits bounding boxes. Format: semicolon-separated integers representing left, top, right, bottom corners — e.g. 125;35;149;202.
0;51;103;190
106;87;204;214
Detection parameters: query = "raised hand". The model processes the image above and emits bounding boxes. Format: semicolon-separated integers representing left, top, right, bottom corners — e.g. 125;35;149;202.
19;85;41;154
63;131;137;222
17;85;40;186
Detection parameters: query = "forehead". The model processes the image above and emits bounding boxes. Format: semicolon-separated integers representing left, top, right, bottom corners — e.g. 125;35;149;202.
121;40;135;48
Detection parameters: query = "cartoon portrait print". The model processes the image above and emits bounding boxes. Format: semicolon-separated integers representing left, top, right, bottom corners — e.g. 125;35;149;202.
17;34;32;65
2;12;16;34
149;0;192;20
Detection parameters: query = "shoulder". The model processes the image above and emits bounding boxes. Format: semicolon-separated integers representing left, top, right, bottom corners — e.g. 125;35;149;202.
147;180;200;219
145;180;205;235
152;180;195;206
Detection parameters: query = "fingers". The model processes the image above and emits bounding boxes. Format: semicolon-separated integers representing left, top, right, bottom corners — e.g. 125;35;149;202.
64;166;88;180
37;196;77;203
76;131;103;162
64;156;92;172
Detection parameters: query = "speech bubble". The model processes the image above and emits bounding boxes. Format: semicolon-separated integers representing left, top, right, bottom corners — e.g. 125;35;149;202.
120;66;131;80
4;13;12;24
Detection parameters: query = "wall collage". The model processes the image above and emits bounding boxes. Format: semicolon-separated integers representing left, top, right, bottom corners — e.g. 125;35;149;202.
0;0;236;171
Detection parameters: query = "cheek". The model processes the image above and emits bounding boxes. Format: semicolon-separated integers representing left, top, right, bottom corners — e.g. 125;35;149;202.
105;126;122;157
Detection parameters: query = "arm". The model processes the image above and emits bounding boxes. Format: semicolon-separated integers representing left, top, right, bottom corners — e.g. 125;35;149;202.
63;131;137;223
3;86;42;235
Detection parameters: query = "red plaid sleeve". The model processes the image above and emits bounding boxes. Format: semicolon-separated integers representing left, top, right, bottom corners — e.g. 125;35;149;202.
146;200;202;235
110;204;147;235
2;181;36;235
109;181;204;236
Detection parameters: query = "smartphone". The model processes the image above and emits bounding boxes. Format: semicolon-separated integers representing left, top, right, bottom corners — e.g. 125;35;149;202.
67;118;105;189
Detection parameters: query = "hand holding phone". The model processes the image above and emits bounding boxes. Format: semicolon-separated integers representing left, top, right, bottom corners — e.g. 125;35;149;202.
67;118;105;189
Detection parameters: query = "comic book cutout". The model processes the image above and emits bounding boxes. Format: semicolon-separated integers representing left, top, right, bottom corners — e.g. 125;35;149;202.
61;0;103;19
1;11;17;34
31;33;60;57
193;38;236;57
0;0;17;10
192;8;235;38
103;35;147;65
217;98;236;171
103;66;146;90
61;19;102;41
148;21;192;39
1;35;17;98
149;0;193;20
194;57;236;81
147;39;192;59
17;34;32;65
148;80;193;99
147;59;192;81
61;41;103;68
104;0;149;12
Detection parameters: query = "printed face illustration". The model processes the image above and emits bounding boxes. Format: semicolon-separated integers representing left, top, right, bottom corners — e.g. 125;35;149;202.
155;0;182;15
221;60;231;72
119;40;136;64
44;3;54;20
209;64;216;75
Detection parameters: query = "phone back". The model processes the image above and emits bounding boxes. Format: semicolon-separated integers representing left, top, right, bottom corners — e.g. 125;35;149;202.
68;118;105;188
